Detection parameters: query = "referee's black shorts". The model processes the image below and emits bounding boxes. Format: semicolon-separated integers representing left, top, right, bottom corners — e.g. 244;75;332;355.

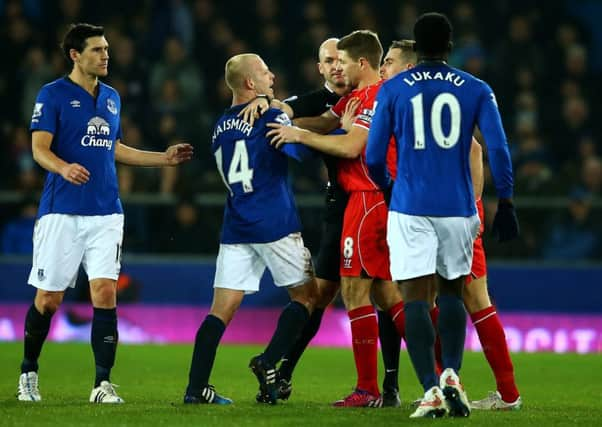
314;185;348;282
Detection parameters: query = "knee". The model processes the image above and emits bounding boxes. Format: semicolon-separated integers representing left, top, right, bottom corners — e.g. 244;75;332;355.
341;280;370;309
35;294;61;315
437;277;464;298
372;282;402;311
209;304;238;326
462;277;491;314
209;298;242;326
316;280;339;308
289;280;319;313
90;280;117;308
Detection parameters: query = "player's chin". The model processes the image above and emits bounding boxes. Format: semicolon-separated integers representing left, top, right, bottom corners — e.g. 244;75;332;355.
333;76;345;85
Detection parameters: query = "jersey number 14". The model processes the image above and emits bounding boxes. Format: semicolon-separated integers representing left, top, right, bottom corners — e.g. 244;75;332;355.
215;139;254;195
410;92;461;150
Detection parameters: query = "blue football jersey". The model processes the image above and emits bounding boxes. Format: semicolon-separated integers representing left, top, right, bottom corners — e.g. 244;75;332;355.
30;77;123;217
212;105;311;244
366;62;513;217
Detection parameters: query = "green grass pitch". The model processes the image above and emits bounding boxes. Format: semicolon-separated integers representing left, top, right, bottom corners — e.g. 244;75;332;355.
0;342;600;426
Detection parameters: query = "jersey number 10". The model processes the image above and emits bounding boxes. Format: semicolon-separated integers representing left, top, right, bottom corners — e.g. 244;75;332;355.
215;139;254;195
410;92;461;150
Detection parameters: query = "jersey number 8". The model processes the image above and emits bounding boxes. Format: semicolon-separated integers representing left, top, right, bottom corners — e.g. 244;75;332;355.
410;92;461;150
215;139;254;195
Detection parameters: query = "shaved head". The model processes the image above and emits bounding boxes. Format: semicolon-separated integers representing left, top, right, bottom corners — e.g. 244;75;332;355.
318;38;339;62
318;37;346;89
224;53;275;103
225;53;261;91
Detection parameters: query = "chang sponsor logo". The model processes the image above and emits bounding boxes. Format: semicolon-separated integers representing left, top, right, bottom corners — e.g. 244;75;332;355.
81;116;113;150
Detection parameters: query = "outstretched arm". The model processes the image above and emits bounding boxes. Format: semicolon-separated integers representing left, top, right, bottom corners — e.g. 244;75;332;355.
293;110;340;134
267;122;366;159
115;141;194;167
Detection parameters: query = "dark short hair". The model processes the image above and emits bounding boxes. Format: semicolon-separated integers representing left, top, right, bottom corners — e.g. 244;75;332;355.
337;30;383;70
414;12;453;56
61;23;105;66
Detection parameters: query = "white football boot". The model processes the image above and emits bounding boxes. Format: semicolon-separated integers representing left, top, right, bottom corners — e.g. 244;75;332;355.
89;381;124;403
471;391;522;410
17;372;41;401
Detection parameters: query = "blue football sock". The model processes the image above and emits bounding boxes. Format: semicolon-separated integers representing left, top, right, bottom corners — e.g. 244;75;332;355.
437;294;466;372
378;310;401;391
262;301;309;366
91;307;118;387
279;307;324;381
186;314;226;397
21;304;52;374
404;301;438;391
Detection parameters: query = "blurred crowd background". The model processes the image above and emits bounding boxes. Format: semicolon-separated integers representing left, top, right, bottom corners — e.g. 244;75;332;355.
1;0;601;261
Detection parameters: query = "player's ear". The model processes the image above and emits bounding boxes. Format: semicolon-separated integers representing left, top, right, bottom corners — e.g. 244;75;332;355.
244;75;254;91
69;48;79;63
447;41;453;52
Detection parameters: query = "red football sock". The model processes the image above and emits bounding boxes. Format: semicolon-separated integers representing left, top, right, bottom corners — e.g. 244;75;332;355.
348;306;380;396
430;306;443;376
388;300;405;340
471;306;520;403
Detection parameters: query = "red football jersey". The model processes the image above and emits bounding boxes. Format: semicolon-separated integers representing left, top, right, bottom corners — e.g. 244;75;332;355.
330;80;396;191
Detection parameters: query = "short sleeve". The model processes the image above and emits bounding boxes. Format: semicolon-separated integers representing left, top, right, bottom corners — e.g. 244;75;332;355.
30;86;58;134
353;87;378;130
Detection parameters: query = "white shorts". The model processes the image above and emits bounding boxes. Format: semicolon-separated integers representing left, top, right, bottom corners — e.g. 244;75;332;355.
387;212;480;281
28;214;124;291
214;233;313;294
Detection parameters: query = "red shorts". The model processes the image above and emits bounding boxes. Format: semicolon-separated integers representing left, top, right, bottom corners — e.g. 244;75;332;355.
340;191;391;280
467;198;487;285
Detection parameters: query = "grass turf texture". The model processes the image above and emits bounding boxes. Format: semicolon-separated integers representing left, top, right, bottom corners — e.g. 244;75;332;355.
0;342;600;426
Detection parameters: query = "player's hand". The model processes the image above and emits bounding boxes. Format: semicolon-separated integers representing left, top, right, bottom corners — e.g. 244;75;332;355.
60;163;90;185
238;97;270;127
165;143;194;165
340;97;359;132
491;199;520;242
266;123;307;148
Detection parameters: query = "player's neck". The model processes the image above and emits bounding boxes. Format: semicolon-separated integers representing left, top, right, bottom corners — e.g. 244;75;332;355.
232;91;256;107
417;55;448;65
325;81;347;97
69;68;99;97
356;69;381;90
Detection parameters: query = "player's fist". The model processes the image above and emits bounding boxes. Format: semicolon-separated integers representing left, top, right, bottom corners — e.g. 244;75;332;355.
491;200;520;242
60;163;90;185
165;143;194;165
